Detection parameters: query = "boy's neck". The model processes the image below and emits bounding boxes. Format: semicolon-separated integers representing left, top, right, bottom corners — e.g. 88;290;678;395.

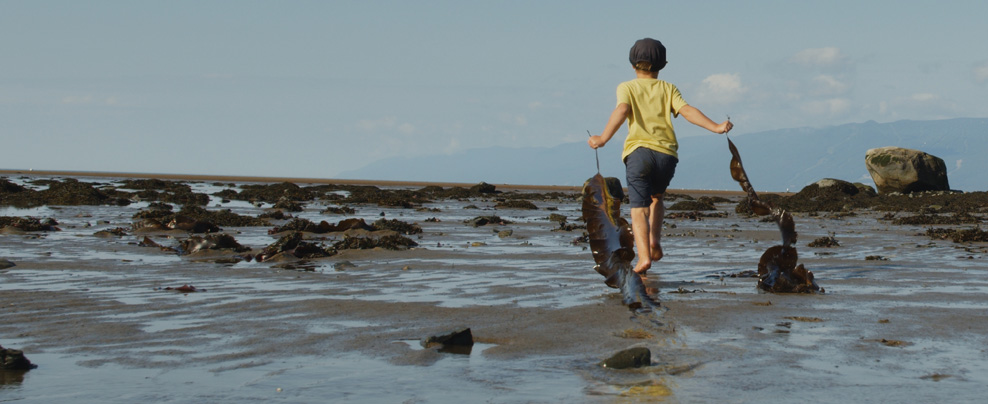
635;69;658;79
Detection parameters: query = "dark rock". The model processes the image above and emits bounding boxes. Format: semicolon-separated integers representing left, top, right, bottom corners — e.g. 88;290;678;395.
470;182;497;194
93;227;129;237
602;347;651;369
236;182;317;203
465;216;512;227
866;147;950;194
807;236;840;248
0;259;15;270
272;197;305;212
334;232;418;251
258;210;292;220
269;218;373;235
179;233;251;255
926;227;988;243
422;328;474;349
0;217;60;232
0;345;35;370
256;232;336;261
372;218;422;235
495;200;538;210
167;215;220;234
321;206;355;215
669;199;715;211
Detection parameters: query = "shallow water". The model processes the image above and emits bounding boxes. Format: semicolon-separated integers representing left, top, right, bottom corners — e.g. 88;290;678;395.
2;175;987;402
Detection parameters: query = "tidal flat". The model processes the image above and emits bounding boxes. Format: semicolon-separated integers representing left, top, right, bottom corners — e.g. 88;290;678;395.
1;172;987;403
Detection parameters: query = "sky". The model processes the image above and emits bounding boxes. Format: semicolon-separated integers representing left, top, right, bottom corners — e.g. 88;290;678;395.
2;0;987;182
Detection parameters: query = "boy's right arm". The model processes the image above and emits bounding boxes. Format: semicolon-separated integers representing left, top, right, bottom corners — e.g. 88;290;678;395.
589;103;630;149
680;105;733;134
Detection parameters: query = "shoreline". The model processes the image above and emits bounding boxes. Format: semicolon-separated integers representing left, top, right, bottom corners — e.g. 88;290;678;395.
0;169;753;197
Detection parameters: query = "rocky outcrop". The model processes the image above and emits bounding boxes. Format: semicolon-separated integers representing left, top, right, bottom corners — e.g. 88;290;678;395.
865;147;950;194
602;347;651;369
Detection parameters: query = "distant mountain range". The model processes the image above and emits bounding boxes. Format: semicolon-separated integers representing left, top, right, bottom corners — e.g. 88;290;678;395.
338;118;988;192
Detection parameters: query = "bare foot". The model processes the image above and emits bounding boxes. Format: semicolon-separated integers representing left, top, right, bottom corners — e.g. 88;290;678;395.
650;242;663;261
633;260;651;275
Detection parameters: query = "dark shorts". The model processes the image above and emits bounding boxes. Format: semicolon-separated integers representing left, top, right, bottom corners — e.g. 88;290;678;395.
624;147;678;208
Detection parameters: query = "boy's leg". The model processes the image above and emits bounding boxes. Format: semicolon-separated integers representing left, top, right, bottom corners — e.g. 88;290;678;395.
649;193;664;261
630;206;651;274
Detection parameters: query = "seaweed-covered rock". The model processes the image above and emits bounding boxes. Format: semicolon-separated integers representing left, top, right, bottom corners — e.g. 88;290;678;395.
470;182;497;194
272;197;305;212
495;200;538;210
179;233;251;255
334;232;418;251
0;217;59;232
464;216;512;227
1;178;130;207
237;182;317;203
372;218;423;235
926;227;988;243
256;232;336;261
135;206;269;229
807;236;840;247
776;179;875;212
669;199;715;211
93;227;129;237
268;218;373;234
166;215;220;234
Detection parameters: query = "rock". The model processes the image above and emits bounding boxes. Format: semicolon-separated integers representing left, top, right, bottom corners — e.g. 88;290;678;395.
0;259;15;269
602;347;651;369
814;178;858;193
179;233;251;255
470;182;497;194
0;345;35;370
422;328;474;350
865;147;950;194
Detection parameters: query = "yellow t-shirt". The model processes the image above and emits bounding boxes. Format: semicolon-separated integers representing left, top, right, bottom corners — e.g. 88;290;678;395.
616;78;688;161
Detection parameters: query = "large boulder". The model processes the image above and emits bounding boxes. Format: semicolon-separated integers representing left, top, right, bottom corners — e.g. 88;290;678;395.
865;147;949;194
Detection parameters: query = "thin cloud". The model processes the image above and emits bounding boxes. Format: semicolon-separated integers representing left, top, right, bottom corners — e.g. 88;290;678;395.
811;75;848;95
801;98;851;116
909;93;939;102
696;73;746;104
975;62;988;82
791;47;845;66
354;116;414;134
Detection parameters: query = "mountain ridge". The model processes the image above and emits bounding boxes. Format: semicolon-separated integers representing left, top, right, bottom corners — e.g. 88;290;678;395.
339;118;988;192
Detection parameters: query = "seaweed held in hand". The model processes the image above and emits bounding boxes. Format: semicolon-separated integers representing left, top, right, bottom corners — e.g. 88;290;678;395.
728;138;822;293
581;173;661;311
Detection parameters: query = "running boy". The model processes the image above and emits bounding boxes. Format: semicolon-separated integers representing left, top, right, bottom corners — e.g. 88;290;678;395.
588;38;733;275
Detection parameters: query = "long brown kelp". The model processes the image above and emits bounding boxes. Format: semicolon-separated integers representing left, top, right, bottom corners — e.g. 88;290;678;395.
582;173;661;311
728;138;822;293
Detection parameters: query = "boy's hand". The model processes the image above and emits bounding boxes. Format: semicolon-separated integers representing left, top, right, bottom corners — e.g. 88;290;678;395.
588;135;606;149
716;120;734;134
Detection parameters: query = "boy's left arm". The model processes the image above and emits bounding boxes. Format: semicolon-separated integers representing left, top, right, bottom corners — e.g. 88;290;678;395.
589;103;630;149
680;105;733;134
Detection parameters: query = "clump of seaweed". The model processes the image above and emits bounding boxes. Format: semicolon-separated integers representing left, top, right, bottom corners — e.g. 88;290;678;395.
926;227;988;243
727;137;821;293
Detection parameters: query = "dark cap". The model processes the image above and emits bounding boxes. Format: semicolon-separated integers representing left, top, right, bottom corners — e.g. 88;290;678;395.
629;38;667;71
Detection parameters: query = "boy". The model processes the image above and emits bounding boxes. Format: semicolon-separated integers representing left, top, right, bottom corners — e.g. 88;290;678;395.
588;38;733;275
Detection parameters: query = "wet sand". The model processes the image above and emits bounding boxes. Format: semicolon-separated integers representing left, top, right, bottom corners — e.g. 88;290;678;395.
1;172;986;402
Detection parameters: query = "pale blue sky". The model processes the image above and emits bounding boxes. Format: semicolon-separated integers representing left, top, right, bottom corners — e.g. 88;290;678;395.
2;0;987;181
